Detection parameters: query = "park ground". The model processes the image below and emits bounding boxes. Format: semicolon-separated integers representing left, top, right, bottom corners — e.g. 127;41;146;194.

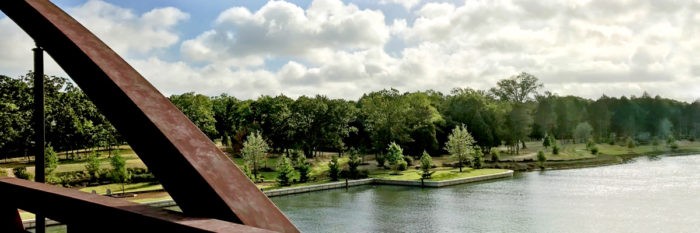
2;140;700;206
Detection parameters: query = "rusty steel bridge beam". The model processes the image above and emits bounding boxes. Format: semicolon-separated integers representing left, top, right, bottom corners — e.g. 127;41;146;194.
0;1;298;232
0;177;276;233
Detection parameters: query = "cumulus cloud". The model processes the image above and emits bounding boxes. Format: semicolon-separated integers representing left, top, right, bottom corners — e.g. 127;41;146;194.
180;0;389;66
69;0;189;56
379;0;422;10
0;0;188;79
2;0;699;102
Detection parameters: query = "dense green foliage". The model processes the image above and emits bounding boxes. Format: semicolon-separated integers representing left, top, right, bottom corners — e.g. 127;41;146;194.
2;72;700;164
0;73;120;159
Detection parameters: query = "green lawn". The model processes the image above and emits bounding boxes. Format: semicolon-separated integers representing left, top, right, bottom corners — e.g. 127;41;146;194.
372;168;509;181
79;182;162;195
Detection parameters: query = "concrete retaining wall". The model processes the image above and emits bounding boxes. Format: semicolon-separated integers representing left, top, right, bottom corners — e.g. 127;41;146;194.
264;178;375;197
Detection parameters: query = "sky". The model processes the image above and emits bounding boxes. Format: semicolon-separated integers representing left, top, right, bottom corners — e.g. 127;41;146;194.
1;0;699;102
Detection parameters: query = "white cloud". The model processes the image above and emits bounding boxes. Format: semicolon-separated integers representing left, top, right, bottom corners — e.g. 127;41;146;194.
0;0;188;79
69;0;189;56
181;0;389;66
2;0;699;102
379;0;421;10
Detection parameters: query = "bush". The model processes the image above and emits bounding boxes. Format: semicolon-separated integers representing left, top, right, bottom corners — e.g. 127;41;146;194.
590;146;599;155
376;154;386;167
13;167;32;180
403;156;413;166
328;155;340;181
420;151;433;179
552;144;560;155
396;160;408;171
669;142;679;151
276;155;295;186
129;168;156;183
491;150;500;162
537;150;547;169
472;148;483;169
297;163;311;183
347;151;362;179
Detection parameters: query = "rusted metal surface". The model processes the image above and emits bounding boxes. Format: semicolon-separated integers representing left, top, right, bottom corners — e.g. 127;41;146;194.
0;204;24;232
0;177;276;233
0;1;298;232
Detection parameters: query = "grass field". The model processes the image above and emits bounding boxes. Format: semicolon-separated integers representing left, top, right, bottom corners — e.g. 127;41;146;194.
372;168;509;181
3;140;700;203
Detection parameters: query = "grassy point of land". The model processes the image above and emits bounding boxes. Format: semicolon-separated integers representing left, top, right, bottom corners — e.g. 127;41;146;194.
372;168;509;181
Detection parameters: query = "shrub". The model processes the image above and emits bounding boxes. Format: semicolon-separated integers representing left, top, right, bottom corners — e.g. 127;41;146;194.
396;160;408;171
376;154;386;167
552;144;560;155
297;162;311;183
590;146;599;155
276;155;295;186
537;150;547;169
420;151;434;179
472;148;483;169
491;150;500;162
13;167;32;180
328;155;340;181
403;156;413;166
347;150;362;179
669;142;679;151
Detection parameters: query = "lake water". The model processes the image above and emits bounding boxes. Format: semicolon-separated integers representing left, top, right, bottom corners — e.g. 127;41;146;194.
271;154;700;233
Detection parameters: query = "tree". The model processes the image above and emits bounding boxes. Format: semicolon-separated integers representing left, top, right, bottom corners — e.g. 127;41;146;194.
537;150;547;169
169;92;218;139
44;145;59;176
490;72;543;103
241;131;269;181
85;151;101;183
472;147;483;169
573;122;593;143
328;155;340;181
542;134;552;151
420;151;434;179
385;142;405;174
445;125;475;172
347;149;362;179
276;154;295;186
110;153;130;195
297;161;311;183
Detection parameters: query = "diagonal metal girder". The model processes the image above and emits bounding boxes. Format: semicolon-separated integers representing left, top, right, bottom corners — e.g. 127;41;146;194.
0;1;298;232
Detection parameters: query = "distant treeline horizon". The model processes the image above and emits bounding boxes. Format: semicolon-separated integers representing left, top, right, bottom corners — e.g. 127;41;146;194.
2;72;699;159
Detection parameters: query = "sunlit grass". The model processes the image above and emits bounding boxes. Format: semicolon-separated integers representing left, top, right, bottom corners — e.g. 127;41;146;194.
372;168;508;181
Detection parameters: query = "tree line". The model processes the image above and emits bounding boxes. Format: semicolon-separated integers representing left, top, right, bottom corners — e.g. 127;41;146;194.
1;73;120;160
2;72;699;159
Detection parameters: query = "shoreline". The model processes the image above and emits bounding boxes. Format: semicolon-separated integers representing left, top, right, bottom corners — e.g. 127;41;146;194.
485;149;700;172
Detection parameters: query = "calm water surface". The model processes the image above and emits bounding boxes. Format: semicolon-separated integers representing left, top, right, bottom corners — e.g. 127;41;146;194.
271;154;700;233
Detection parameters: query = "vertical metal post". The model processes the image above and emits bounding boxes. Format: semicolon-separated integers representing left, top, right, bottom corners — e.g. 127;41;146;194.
33;45;46;233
